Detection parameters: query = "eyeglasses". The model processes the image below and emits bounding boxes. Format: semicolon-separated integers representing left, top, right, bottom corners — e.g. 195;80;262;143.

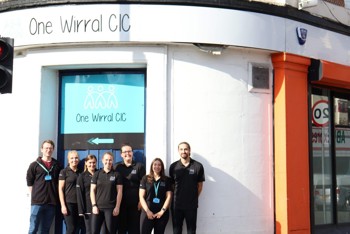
122;150;132;154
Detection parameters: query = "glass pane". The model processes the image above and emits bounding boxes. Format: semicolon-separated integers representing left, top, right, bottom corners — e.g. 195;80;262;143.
312;90;333;224
334;97;350;223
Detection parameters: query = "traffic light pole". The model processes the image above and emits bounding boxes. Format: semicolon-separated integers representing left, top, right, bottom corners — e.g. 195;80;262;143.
0;37;14;94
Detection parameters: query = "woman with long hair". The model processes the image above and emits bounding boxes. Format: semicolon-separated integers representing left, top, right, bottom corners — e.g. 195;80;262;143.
76;154;97;234
139;158;172;234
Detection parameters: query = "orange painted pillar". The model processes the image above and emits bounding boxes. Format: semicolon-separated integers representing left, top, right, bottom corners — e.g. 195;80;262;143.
272;53;311;234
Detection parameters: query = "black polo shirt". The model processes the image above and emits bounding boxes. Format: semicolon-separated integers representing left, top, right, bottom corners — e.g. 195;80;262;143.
169;158;205;210
115;161;146;205
59;166;81;203
91;169;123;209
139;176;172;213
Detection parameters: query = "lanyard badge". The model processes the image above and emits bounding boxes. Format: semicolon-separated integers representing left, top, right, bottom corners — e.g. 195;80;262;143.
37;161;53;181
152;180;160;204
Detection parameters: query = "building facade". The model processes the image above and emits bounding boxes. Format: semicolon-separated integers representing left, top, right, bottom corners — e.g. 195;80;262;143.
0;0;349;233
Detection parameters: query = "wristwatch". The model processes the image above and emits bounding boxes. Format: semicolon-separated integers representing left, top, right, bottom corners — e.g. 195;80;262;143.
162;207;166;211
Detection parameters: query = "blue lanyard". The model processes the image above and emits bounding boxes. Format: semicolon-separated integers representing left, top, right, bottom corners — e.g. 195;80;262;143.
154;180;160;198
36;161;53;175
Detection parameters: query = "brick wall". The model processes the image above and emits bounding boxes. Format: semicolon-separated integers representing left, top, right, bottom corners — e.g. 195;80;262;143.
324;0;345;7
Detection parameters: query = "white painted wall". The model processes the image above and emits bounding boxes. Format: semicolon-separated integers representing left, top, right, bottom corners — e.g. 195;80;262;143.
170;46;274;233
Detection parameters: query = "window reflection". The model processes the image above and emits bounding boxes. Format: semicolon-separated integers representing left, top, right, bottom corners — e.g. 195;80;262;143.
334;97;350;223
311;88;350;225
312;91;333;225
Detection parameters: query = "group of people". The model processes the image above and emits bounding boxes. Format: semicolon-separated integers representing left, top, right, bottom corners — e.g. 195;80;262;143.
26;140;205;234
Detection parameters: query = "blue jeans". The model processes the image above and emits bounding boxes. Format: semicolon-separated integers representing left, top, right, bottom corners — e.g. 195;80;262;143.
28;204;55;234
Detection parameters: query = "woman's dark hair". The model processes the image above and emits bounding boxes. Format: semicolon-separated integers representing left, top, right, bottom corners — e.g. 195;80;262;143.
147;158;166;183
84;154;97;172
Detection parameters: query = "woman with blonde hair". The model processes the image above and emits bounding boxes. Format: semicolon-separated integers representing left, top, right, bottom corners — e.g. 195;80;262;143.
58;150;82;234
90;151;123;234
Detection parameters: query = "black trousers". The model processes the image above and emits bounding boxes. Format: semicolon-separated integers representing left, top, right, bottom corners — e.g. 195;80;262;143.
118;202;141;234
64;203;82;234
171;208;198;234
82;214;92;234
140;210;169;234
91;208;117;234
